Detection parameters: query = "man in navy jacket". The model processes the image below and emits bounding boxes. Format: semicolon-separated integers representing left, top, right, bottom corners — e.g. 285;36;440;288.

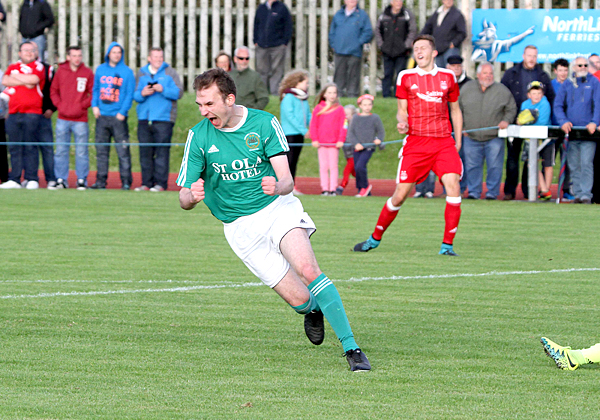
420;0;466;67
500;45;554;200
253;0;292;95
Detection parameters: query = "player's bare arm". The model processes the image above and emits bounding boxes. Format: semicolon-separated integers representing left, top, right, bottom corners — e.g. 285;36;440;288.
397;99;409;134
449;101;463;152
262;155;293;196
179;178;205;210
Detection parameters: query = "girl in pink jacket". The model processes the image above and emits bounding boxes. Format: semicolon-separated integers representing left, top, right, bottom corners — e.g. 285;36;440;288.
309;84;346;195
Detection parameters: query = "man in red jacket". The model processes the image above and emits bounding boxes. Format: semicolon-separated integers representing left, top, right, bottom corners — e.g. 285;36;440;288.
50;45;94;189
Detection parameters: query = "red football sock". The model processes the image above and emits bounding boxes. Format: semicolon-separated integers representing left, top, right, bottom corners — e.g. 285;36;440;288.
443;197;462;245
341;158;355;188
372;198;401;241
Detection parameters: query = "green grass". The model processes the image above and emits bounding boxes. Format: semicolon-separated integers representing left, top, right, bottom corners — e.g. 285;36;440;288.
1;191;600;419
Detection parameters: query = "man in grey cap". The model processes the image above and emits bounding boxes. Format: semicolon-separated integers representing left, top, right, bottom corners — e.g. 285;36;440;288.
446;55;471;88
446;54;471;195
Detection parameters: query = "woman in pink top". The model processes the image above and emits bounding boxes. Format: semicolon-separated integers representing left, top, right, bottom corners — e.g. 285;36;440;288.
309;84;346;195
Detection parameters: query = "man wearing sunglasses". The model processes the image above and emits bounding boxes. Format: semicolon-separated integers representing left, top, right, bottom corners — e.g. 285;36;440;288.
554;57;600;204
229;46;269;110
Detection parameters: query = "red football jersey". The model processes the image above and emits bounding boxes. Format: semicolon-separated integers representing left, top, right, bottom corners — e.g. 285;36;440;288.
4;60;45;115
396;66;459;138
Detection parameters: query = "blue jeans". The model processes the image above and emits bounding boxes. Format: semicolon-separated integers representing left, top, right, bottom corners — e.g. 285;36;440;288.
54;119;90;182
94;116;132;186
567;140;596;200
435;47;460;68
463;136;505;199
137;120;173;189
382;55;408;98
353;148;374;190
458;145;468;194
415;171;436;194
5;113;42;182
37;116;55;182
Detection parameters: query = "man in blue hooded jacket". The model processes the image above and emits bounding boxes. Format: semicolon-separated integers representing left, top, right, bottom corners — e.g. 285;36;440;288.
329;0;373;97
90;42;135;190
554;56;600;204
133;47;183;192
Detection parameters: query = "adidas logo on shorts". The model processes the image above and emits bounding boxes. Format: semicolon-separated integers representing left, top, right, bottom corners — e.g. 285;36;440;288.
208;144;219;153
300;219;306;223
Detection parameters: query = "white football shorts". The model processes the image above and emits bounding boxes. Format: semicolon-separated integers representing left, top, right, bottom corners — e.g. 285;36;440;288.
223;193;316;288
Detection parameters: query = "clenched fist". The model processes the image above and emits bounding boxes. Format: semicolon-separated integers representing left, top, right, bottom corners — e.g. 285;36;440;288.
190;178;205;203
261;176;277;196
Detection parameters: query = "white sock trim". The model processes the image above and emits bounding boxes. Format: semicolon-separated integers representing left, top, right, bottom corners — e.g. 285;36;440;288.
386;197;402;211
446;196;462;204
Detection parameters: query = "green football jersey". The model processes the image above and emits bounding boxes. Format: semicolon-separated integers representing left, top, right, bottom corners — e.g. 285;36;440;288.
177;107;290;223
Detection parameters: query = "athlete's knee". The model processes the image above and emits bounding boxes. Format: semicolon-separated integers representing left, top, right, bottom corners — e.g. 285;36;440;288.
300;265;322;284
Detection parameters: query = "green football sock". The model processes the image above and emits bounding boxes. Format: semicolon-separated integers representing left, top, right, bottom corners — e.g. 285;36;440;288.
308;274;358;352
290;293;320;315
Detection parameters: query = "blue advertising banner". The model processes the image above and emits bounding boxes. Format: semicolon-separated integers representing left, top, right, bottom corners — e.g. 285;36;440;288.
471;9;600;62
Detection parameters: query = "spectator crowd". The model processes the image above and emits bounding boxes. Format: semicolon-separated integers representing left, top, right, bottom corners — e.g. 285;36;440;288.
0;0;599;203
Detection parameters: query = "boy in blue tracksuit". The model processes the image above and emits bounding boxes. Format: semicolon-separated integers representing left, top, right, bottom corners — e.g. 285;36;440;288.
133;47;183;191
91;42;135;189
519;81;553;200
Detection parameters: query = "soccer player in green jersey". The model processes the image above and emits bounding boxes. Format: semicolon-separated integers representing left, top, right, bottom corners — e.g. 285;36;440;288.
177;69;370;371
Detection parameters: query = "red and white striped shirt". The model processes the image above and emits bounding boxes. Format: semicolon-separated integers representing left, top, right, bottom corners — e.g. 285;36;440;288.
396;66;459;138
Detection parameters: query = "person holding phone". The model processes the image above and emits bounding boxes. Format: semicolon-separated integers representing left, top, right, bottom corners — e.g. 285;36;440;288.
133;47;183;192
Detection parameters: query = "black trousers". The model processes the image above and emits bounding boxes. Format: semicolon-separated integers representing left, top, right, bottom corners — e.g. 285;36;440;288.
0;119;8;183
286;134;304;180
503;138;529;198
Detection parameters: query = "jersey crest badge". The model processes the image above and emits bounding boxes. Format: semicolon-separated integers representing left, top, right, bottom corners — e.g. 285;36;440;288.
440;80;448;90
245;132;260;150
208;144;220;153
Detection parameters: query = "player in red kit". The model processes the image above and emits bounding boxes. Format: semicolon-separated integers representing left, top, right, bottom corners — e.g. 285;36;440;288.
353;35;464;256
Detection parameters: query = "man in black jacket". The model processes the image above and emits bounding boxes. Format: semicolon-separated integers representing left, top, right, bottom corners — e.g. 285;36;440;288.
500;45;555;200
19;0;54;61
376;0;417;98
33;43;57;189
420;0;466;68
253;0;292;95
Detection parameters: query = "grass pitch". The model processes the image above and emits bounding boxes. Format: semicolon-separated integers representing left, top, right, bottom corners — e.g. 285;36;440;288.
1;191;599;419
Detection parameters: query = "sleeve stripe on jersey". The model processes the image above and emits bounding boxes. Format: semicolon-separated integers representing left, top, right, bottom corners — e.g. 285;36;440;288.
271;118;290;152
176;129;197;187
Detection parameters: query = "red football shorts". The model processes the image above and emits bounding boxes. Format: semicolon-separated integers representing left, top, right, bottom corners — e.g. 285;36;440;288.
396;135;463;184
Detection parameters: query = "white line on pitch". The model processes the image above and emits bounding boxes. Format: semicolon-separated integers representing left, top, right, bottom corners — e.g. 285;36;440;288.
1;267;598;300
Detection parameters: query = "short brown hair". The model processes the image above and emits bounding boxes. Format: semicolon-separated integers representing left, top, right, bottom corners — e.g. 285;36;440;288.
149;47;163;54
193;68;237;101
413;34;436;50
66;45;82;55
